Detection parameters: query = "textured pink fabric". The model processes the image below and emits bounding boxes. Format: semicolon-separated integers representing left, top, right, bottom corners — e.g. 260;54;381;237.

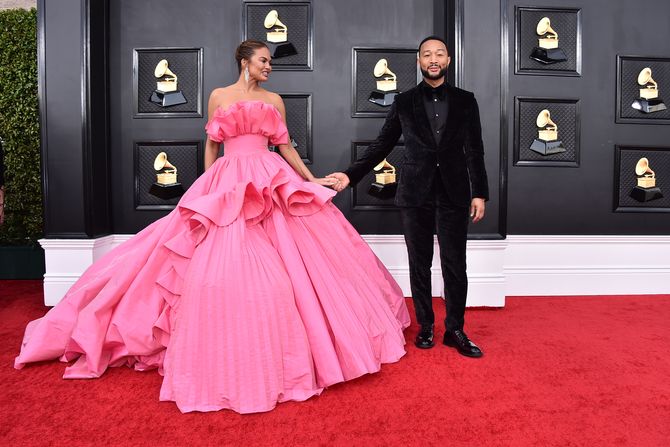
15;100;410;414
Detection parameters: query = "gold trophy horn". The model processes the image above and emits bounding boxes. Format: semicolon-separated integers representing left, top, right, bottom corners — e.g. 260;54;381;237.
635;157;654;177
154;59;178;92
638;68;659;100
154;152;178;185
264;10;288;43
536;17;559;49
536;109;558;141
373;59;397;92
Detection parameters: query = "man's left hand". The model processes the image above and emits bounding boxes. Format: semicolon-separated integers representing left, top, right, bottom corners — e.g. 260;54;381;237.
470;198;485;223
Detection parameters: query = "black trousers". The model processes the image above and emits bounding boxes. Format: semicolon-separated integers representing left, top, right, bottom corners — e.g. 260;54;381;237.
400;174;469;331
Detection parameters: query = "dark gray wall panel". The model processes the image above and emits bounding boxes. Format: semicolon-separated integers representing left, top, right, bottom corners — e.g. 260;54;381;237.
504;0;670;234
462;0;503;237
109;0;440;235
41;0;85;236
42;0;670;238
109;0;239;232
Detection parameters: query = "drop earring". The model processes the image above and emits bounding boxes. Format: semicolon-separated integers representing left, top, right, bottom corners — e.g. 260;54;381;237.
244;66;250;82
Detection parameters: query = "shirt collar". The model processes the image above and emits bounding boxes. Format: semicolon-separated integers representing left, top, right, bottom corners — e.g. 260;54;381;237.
421;80;447;100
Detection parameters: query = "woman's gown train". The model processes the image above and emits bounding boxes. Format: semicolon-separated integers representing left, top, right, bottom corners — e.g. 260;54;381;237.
14;100;411;413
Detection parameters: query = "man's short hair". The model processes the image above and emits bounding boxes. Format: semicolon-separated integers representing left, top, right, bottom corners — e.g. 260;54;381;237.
418;35;448;52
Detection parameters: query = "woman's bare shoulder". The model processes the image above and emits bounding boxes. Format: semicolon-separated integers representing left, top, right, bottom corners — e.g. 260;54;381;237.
209;86;237;100
261;90;284;110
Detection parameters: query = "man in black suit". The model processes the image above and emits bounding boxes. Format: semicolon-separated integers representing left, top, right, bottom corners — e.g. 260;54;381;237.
328;36;489;357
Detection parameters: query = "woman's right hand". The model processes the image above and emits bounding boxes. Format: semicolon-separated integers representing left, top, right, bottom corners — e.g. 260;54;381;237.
310;177;339;189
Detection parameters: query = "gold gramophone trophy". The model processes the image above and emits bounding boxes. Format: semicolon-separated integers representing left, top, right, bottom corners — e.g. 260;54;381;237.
368;59;400;107
529;17;567;64
367;159;397;199
630;157;663;202
149;59;187;107
631;68;667;113
263;10;297;58
149;152;185;199
529;109;566;155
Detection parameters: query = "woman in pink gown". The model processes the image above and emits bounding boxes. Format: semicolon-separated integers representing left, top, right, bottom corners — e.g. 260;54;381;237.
15;40;410;414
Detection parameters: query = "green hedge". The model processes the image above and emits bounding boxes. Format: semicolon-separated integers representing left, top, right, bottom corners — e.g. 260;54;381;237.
0;8;42;245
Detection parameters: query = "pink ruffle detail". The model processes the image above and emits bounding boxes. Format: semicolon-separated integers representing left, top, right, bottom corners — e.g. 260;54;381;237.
177;170;335;228
153;168;336;342
205;100;289;145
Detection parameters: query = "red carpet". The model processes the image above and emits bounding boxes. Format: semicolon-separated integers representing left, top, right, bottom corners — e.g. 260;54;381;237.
1;280;669;446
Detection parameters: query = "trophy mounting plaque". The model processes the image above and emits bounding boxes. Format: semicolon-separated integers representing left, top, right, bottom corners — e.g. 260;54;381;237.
616;56;670;124
514;97;580;167
352;48;420;117
133;48;203;118
614;145;670;212
352;141;405;209
515;7;581;76
134;141;203;210
243;2;312;70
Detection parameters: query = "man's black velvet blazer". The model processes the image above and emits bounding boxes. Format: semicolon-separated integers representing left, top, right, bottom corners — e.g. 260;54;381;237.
344;82;489;208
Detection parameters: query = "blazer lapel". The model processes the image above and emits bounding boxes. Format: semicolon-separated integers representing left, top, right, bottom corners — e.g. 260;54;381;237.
438;84;458;150
412;87;438;148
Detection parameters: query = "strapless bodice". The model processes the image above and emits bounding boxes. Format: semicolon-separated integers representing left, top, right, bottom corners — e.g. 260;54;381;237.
205;100;289;156
223;134;272;156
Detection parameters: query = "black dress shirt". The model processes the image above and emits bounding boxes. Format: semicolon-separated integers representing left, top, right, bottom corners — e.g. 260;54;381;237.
420;80;448;145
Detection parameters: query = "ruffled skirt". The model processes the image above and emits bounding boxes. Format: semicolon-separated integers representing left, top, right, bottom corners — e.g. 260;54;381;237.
14;150;410;413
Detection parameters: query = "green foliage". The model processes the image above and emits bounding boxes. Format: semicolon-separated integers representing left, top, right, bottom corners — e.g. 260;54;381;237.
0;8;42;245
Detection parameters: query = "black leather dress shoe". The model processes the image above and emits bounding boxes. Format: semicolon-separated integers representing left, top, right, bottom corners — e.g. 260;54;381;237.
443;330;483;358
415;325;435;349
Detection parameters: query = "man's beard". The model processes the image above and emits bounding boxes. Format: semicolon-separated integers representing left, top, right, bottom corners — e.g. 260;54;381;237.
421;65;448;80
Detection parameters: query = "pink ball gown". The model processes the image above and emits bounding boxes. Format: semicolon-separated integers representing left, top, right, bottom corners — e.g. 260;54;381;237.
14;100;410;414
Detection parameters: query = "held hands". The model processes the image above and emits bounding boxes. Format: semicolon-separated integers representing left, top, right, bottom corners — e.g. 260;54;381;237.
470;198;486;223
310;177;339;188
325;172;350;192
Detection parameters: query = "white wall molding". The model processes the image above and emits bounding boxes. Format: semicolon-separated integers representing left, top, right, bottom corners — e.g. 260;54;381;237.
359;235;507;307
504;235;670;296
39;235;126;306
39;234;670;307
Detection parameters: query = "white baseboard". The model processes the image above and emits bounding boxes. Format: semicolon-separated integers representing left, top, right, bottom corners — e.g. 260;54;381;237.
38;235;670;307
39;235;119;306
352;236;506;307
504;235;670;296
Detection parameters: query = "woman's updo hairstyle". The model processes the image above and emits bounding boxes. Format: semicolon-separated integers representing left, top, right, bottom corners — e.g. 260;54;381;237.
235;40;269;73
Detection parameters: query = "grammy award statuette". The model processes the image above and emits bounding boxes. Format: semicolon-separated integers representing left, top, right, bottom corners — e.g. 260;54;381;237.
264;10;298;58
367;159;397;199
630;157;663;202
368;59;399;107
631;67;667;114
529;17;568;65
149;59;187;107
149;152;185;200
529;109;566;156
